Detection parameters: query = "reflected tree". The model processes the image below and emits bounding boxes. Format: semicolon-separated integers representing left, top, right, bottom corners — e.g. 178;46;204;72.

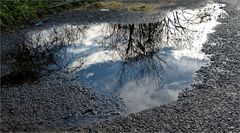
1;25;88;85
26;25;88;70
100;12;188;85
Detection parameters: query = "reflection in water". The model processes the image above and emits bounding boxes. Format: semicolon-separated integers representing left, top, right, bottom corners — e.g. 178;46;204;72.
27;3;225;113
119;56;205;113
101;22;170;85
26;25;88;71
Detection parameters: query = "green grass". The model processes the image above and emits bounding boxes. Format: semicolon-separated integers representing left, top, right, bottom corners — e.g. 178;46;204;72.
0;0;48;31
0;0;159;32
0;0;99;32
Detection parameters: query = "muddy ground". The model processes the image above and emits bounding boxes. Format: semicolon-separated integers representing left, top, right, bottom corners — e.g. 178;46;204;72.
1;0;240;132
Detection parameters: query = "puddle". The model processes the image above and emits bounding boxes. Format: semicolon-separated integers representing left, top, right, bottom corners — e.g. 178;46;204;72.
27;3;226;114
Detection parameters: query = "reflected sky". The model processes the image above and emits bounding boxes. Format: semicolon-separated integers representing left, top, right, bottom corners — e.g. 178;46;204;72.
27;3;226;114
78;51;206;113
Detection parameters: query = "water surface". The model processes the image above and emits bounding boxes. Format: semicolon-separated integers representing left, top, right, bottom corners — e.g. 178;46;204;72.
27;3;226;113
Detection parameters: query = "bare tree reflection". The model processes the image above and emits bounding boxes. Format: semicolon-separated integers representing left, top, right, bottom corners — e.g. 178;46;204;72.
100;12;189;86
27;25;89;70
1;25;88;85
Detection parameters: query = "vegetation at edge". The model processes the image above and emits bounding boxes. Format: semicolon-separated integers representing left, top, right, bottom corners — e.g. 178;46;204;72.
0;0;99;31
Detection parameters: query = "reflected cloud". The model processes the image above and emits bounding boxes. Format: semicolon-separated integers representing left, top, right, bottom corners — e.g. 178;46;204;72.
119;78;183;114
119;55;206;114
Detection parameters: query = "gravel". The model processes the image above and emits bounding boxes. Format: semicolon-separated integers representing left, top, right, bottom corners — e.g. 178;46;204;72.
0;72;125;131
82;1;240;132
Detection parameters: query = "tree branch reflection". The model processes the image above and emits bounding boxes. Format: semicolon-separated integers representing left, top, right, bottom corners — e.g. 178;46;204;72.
99;11;194;86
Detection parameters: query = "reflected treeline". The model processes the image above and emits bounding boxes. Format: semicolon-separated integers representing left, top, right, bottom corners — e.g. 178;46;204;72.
26;25;89;69
1;25;88;86
27;25;87;47
100;12;188;85
102;23;164;60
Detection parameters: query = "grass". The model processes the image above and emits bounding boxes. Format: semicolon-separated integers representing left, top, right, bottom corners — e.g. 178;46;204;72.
0;0;99;32
0;0;156;32
0;0;49;31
